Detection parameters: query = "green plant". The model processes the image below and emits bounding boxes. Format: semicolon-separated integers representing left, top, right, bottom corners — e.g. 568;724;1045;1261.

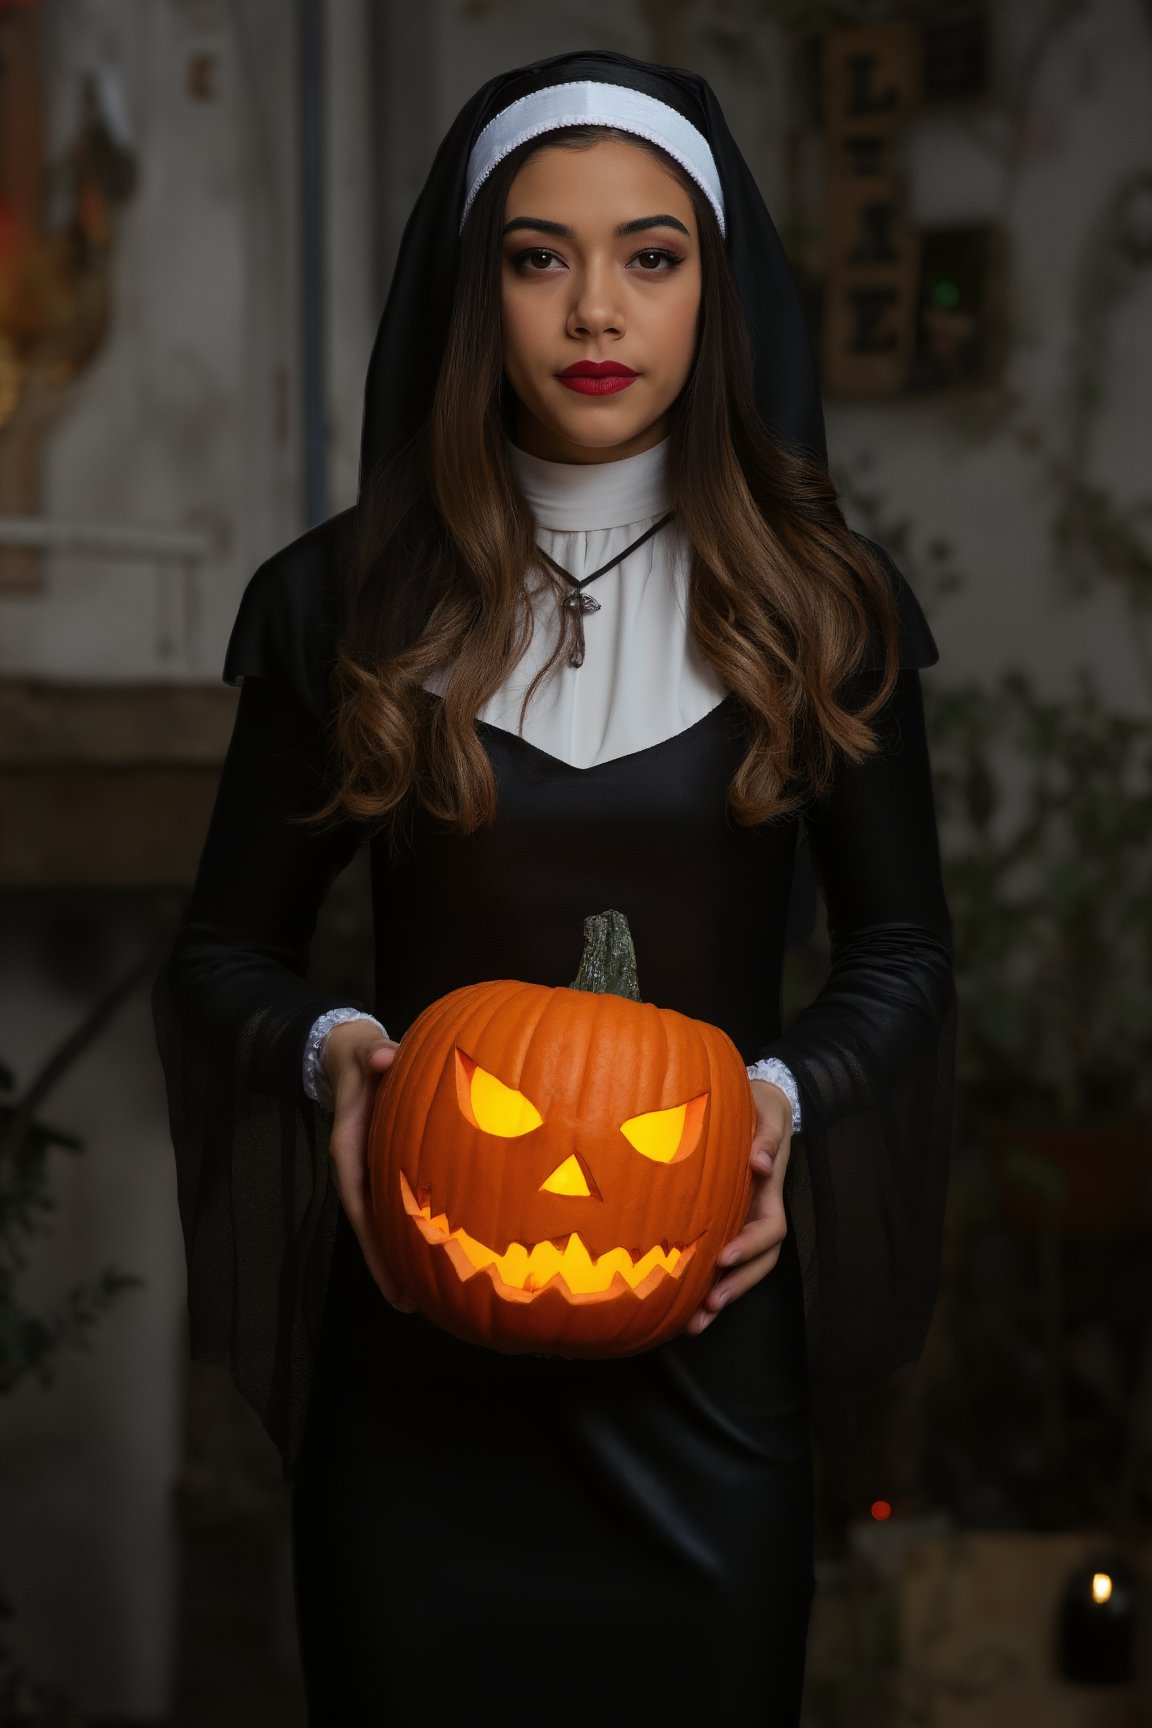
834;452;1152;1129
0;1061;140;1396
927;667;1152;1126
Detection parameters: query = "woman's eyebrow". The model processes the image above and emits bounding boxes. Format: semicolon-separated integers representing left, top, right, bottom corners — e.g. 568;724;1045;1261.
502;214;691;239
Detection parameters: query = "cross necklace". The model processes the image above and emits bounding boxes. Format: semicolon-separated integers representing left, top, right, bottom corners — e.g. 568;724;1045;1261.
534;511;676;668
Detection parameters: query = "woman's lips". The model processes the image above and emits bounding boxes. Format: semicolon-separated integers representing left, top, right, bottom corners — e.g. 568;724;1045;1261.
557;362;638;397
558;374;638;395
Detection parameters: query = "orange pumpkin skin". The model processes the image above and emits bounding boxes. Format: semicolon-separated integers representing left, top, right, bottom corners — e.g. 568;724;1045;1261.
367;976;756;1358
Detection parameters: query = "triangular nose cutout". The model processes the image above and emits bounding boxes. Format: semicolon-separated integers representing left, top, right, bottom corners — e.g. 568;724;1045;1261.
539;1154;592;1198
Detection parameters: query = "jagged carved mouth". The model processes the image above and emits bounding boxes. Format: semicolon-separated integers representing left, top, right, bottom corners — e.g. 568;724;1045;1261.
400;1172;698;1302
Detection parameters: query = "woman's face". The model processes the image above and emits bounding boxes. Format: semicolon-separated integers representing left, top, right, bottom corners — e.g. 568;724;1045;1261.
500;138;702;464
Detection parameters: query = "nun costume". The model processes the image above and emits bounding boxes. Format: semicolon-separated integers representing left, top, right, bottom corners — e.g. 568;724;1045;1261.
152;48;956;1720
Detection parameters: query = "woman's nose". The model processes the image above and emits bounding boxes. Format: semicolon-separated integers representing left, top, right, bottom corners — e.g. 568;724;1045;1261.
567;266;624;337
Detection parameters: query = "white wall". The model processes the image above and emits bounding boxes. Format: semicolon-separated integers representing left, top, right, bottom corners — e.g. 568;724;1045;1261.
0;0;376;684
324;0;377;514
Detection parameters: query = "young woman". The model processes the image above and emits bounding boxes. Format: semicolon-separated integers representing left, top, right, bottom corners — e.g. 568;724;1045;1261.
154;48;956;1721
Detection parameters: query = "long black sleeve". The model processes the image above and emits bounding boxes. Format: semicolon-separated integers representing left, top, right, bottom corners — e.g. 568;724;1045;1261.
152;674;367;1471
163;675;367;1090
752;665;958;1449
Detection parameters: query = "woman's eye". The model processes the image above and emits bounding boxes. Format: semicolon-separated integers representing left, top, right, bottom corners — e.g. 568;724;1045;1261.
632;248;683;272
514;248;561;272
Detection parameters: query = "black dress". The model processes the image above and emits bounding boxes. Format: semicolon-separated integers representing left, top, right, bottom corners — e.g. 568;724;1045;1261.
152;515;955;1722
294;690;815;1718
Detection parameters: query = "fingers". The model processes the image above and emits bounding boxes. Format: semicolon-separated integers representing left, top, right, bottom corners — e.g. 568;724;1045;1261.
342;1174;415;1313
715;1168;788;1282
684;1127;792;1336
684;1242;785;1336
747;1086;791;1178
328;1038;415;1313
719;1200;788;1273
366;1039;399;1067
687;1205;787;1328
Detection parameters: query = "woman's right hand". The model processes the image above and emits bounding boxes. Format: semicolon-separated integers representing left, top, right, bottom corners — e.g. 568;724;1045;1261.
323;1020;416;1313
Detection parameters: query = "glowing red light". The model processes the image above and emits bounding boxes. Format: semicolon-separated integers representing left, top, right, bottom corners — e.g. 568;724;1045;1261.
870;1499;893;1521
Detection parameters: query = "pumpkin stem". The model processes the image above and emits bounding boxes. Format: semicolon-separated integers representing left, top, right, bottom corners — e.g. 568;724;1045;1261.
569;909;642;1001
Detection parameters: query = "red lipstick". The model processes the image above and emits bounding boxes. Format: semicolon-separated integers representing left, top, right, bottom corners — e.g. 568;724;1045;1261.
557;360;638;396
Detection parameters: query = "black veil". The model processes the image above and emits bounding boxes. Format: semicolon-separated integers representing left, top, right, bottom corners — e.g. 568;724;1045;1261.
152;47;956;1474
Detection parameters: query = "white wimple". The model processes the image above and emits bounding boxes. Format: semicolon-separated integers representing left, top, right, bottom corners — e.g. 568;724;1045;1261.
460;80;726;237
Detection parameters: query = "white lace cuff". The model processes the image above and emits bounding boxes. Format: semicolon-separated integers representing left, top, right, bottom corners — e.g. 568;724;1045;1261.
303;1007;390;1110
746;1058;803;1131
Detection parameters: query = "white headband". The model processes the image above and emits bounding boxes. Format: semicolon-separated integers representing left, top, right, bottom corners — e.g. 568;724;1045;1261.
460;79;726;238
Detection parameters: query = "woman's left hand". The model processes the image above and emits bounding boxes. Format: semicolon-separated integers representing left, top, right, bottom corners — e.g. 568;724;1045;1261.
684;1079;793;1336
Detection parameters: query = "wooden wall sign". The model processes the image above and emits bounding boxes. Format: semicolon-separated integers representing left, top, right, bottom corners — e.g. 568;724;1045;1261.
822;21;922;397
820;10;1002;398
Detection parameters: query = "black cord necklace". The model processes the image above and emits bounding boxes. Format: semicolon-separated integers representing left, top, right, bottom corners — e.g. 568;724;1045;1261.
535;510;676;668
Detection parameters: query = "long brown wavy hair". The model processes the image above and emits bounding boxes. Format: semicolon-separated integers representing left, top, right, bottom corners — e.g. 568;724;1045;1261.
306;124;902;845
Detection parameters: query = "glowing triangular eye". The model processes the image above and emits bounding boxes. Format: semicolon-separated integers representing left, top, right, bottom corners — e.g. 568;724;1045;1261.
455;1048;542;1138
620;1093;708;1164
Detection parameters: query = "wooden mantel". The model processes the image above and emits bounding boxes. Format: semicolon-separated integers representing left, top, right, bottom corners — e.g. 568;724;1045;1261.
0;679;237;887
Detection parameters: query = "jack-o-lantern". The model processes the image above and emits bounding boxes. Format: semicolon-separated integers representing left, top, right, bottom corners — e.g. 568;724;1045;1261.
367;910;755;1356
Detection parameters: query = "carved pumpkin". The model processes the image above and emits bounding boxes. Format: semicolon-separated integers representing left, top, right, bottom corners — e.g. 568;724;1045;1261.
367;910;754;1356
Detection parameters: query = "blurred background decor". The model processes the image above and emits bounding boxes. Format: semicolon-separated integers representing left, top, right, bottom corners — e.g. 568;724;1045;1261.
1;984;145;1724
0;0;138;591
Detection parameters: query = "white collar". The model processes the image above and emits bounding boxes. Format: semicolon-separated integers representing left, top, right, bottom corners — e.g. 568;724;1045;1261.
507;435;671;531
